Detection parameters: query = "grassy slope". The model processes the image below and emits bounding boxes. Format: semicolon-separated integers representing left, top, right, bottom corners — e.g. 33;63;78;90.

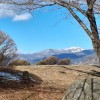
0;65;100;100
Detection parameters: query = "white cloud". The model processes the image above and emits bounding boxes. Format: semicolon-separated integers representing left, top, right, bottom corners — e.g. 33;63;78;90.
13;13;32;21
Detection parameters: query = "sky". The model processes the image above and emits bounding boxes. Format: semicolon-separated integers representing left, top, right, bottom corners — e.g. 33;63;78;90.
0;6;93;54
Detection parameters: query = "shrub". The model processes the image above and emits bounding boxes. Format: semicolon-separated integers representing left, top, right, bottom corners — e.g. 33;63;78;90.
9;59;31;66
36;56;59;65
57;59;71;65
0;31;17;67
44;56;59;65
36;57;71;65
36;60;47;65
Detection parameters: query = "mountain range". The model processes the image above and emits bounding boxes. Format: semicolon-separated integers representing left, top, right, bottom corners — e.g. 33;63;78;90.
18;47;98;65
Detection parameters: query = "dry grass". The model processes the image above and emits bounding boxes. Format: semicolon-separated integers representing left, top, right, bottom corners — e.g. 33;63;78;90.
0;65;100;100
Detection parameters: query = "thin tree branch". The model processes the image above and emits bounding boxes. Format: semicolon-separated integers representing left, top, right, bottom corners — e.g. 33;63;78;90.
54;1;93;40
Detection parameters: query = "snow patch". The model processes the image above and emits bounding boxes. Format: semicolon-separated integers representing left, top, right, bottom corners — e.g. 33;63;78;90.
0;72;21;80
64;47;84;53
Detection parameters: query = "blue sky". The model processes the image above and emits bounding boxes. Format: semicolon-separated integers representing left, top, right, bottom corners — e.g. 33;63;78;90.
0;6;93;53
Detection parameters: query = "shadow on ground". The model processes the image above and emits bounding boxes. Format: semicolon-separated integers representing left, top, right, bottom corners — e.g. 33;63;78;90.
0;68;43;89
61;66;100;77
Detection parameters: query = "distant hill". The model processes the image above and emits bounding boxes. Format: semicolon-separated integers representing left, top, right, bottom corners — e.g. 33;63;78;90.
18;47;98;65
54;49;97;64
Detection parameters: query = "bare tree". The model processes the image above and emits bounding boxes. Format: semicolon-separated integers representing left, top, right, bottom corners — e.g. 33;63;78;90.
0;31;17;67
1;0;100;63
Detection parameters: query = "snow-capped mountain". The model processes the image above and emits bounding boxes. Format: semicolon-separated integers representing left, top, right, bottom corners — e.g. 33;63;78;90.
37;47;84;56
18;47;96;64
63;47;84;53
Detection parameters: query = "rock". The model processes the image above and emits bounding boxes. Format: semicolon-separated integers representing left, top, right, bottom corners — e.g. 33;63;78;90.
62;78;100;100
22;71;30;83
22;71;29;80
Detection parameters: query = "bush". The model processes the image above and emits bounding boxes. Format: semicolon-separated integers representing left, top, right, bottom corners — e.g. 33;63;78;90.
36;56;59;65
0;31;17;67
9;60;31;66
57;59;71;65
36;56;71;65
36;60;47;65
44;56;59;65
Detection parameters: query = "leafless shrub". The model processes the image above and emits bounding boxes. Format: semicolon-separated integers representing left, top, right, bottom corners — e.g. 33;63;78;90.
36;60;47;65
57;59;71;65
44;56;59;65
0;31;17;67
36;56;59;65
9;59;31;66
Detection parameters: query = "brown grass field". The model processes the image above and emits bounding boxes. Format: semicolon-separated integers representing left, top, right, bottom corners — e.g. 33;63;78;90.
0;65;100;100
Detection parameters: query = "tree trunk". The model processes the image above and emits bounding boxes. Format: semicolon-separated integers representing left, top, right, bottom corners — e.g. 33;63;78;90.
86;1;100;64
92;40;100;64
